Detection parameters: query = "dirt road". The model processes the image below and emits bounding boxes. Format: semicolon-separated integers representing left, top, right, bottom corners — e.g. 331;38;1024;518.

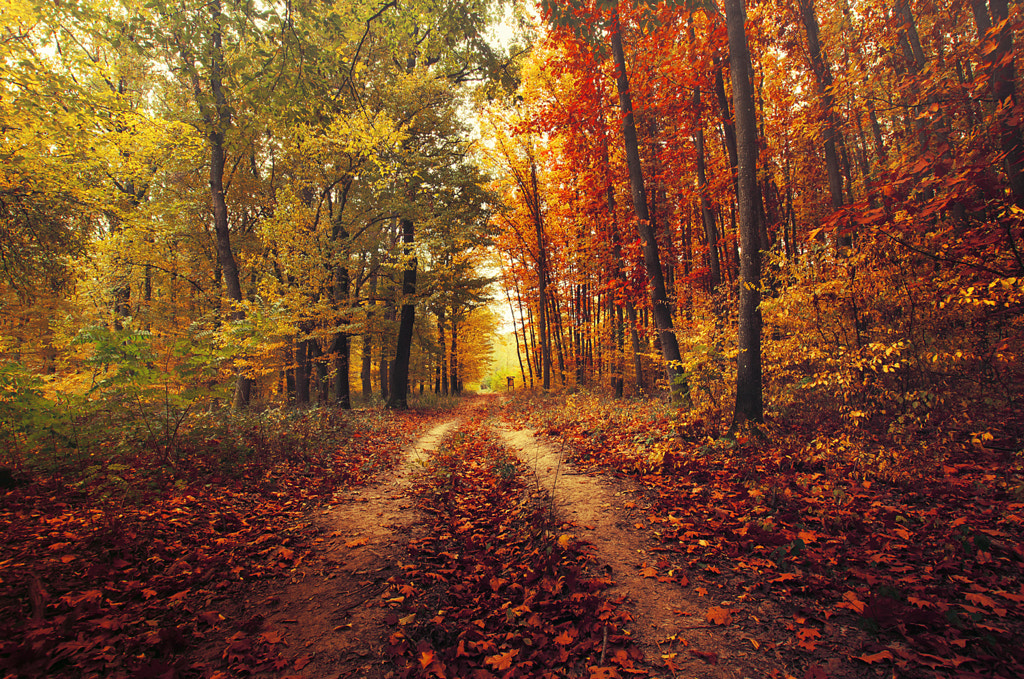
221;397;788;678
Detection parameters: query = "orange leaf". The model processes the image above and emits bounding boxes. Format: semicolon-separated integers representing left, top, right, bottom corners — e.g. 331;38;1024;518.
837;591;866;614
855;650;893;664
346;537;369;548
705;607;733;625
419;650;435;669
796;627;821;651
554;629;575;646
260;629;284;645
485;648;518;671
966;592;999;609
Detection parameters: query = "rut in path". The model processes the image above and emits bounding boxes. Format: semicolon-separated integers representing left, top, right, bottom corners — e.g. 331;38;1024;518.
498;422;764;679
233;418;459;678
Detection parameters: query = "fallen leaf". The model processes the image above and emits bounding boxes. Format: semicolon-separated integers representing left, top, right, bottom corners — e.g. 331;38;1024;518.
803;665;828;679
261;629;284;645
706;607;733;625
485;648;518;671
689;649;718;664
796;627;821;651
855;650;893;664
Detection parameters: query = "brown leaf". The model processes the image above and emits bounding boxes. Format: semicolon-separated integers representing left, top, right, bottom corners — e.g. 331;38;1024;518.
689;650;718;664
260;629;284;645
705;606;733;625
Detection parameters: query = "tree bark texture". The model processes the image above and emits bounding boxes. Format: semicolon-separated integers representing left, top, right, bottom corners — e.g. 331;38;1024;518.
725;0;765;426
387;218;416;409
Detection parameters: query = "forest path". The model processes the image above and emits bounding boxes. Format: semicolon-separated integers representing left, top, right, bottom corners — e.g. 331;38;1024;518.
225;396;855;678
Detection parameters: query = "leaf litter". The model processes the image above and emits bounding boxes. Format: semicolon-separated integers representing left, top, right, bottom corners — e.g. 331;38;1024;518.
6;392;1020;678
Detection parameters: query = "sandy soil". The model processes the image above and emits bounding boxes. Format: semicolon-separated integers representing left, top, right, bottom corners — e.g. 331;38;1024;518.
227;419;458;679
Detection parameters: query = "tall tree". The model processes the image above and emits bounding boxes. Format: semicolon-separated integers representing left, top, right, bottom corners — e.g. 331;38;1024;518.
724;0;763;426
608;3;687;400
387;219;416;409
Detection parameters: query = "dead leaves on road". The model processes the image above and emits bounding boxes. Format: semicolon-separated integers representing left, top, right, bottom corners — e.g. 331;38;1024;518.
0;409;419;678
384;412;641;678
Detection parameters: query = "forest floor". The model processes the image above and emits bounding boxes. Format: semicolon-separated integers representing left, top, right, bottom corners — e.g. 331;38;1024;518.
203;395;885;679
2;393;1022;678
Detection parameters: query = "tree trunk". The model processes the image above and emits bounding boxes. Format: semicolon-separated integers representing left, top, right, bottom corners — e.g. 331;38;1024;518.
530;158;551;391
362;265;376;401
295;337;310;406
799;0;845;215
609;5;686;399
600;124;631;397
331;259;351;409
387;219;416;409
310;340;329;402
439;307;449;395
285;339;296;402
725;0;764;427
514;276;534;388
333;332;351;408
614;302;625;398
694;85;722;289
203;0;250;409
505;277;527;388
550;291;567;386
450;317;460;395
628;305;644;395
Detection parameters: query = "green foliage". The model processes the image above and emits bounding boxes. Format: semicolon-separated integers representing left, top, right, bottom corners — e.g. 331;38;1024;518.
0;362;68;468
